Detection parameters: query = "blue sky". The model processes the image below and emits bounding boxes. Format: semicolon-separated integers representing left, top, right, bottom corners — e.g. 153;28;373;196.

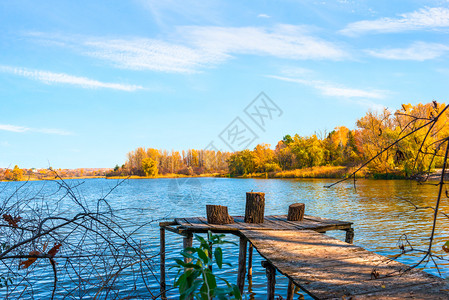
1;0;449;168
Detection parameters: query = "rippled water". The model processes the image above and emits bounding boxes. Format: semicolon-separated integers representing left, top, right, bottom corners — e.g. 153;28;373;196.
1;177;449;299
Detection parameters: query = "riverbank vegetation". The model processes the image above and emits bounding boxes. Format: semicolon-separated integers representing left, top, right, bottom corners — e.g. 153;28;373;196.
3;101;448;182
0;167;110;181
114;101;449;179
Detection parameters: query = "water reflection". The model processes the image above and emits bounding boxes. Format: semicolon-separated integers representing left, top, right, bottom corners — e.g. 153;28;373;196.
1;178;449;299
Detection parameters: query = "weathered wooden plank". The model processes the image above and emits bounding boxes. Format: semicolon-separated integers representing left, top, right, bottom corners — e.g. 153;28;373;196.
176;215;352;233
179;217;239;231
163;225;182;234
304;214;352;226
241;229;449;299
270;215;351;232
175;218;195;227
337;281;449;299
159;221;177;227
197;217;235;231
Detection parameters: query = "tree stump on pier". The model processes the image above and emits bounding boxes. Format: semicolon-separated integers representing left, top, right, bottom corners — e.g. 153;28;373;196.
206;205;234;224
245;192;265;223
287;203;305;221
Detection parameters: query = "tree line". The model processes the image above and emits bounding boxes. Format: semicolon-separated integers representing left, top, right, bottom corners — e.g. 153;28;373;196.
109;148;231;177
0;167;110;181
116;101;448;178
4;101;446;181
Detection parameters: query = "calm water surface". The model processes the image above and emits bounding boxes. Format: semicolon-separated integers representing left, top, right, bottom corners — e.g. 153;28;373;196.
1;177;449;299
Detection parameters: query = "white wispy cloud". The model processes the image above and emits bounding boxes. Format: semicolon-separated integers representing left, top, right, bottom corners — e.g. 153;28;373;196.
26;25;346;73
268;75;385;98
257;14;271;18
268;75;386;109
0;124;28;133
340;7;449;36
0;124;72;135
138;0;223;29
83;38;226;73
0;65;143;91
366;41;449;61
181;25;346;61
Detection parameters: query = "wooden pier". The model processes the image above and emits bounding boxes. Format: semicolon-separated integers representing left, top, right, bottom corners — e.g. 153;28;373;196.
159;214;449;299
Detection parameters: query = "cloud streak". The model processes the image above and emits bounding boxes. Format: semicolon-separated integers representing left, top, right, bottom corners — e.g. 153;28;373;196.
268;75;386;109
340;7;449;36
27;25;346;73
366;41;449;61
366;42;449;61
181;25;346;61
0;124;72;135
83;38;225;73
0;65;144;91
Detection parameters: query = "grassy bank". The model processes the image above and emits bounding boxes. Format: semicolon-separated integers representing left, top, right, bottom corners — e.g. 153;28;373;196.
232;166;410;179
105;173;223;180
232;166;359;179
3;167;413;182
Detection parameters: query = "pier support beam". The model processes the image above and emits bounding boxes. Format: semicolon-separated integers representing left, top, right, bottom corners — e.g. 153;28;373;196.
237;237;247;294
247;243;253;280
286;279;295;300
183;233;193;264
160;227;167;300
261;260;276;300
208;241;213;271
345;228;354;244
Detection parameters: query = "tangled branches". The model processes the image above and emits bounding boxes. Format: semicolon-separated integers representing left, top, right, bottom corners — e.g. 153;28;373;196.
326;101;449;276
0;174;159;299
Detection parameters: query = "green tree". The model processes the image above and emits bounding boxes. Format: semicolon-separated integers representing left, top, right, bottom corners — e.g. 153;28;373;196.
227;150;256;176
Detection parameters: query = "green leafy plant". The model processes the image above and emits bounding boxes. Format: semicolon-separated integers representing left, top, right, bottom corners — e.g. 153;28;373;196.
173;231;242;300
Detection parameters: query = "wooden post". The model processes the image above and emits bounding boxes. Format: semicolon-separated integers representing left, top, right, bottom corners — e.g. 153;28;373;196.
183;232;194;300
160;227;167;300
208;241;213;271
237;237;247;294
247;243;253;280
206;205;234;224
286;279;295;300
287;203;305;221
345;228;354;244
245;192;265;223
183;233;193;264
261;261;276;300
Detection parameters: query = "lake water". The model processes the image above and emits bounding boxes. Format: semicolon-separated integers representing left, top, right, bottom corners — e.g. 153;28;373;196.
1;177;449;299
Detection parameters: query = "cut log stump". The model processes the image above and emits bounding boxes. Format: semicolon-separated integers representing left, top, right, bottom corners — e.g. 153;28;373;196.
245;192;265;223
206;205;234;224
287;203;305;221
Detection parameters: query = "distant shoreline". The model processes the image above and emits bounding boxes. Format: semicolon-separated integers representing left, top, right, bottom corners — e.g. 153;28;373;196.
3;166;445;182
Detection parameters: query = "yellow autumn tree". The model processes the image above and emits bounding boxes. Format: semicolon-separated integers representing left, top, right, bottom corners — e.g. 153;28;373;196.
142;158;158;177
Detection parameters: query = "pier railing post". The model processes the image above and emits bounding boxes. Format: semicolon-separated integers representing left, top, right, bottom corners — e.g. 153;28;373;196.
237;236;247;294
261;260;276;300
160;227;167;300
345;228;354;244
